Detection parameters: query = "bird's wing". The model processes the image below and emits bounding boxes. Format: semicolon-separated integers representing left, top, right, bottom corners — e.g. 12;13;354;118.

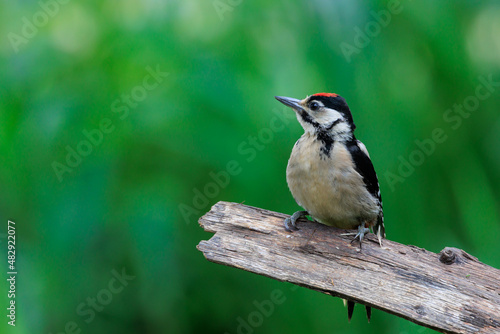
347;139;385;239
347;140;380;201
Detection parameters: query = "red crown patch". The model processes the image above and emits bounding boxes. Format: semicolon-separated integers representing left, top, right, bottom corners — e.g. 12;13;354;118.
313;93;338;98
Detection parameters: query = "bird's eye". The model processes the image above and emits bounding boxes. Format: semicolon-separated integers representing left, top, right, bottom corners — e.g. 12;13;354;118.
309;102;320;111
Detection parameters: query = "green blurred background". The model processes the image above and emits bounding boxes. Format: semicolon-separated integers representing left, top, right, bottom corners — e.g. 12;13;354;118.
1;0;500;333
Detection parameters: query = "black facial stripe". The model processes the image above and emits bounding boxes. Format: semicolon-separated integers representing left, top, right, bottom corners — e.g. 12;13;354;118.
310;117;343;158
317;131;334;157
325;119;342;131
299;110;320;128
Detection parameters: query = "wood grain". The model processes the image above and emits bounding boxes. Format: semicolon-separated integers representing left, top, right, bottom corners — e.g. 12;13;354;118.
197;201;500;334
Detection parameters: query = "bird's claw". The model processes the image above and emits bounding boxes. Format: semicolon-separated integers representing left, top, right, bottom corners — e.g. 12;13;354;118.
284;218;297;231
350;224;371;249
284;210;308;232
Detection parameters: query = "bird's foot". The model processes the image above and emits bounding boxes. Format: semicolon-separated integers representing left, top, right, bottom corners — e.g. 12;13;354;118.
341;224;371;249
284;210;308;232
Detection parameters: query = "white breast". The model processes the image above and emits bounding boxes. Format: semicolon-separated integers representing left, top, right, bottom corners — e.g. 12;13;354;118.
286;135;379;229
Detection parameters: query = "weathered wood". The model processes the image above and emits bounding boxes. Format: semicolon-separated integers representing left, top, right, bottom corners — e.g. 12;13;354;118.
197;201;500;334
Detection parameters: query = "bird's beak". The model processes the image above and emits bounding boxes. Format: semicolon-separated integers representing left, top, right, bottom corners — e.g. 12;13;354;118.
275;96;304;112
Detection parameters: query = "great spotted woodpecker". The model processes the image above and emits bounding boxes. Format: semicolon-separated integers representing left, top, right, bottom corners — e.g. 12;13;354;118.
275;93;385;322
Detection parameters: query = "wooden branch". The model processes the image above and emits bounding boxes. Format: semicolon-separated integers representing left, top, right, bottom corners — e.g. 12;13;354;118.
197;201;500;334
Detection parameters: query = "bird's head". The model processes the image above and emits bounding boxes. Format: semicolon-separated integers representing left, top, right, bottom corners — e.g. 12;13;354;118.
275;93;356;140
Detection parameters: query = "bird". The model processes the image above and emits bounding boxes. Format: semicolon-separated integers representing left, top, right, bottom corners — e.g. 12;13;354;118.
275;92;385;322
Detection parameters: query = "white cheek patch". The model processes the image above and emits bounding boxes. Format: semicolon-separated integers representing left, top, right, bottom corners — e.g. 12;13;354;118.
333;122;352;139
317;109;343;126
334;122;351;133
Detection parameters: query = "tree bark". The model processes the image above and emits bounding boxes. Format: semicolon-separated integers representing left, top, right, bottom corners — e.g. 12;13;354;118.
197;201;500;334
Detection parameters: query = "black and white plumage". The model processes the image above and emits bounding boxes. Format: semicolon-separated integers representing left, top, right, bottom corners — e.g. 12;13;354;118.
275;92;385;322
275;93;385;244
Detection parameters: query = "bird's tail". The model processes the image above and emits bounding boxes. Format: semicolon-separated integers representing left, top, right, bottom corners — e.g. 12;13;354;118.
344;299;371;323
374;212;385;246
